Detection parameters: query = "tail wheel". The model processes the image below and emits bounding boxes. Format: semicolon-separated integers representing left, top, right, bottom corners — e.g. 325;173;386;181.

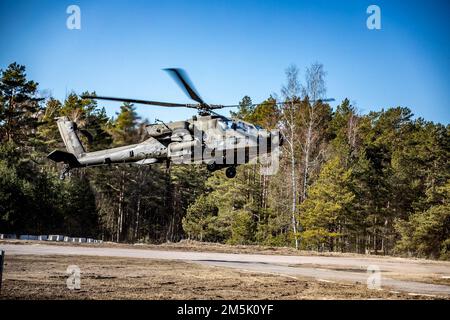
225;166;236;179
59;165;71;180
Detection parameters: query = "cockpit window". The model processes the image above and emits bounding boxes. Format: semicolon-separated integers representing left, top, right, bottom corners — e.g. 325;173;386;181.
236;121;248;131
218;119;232;131
236;121;259;133
219;118;261;133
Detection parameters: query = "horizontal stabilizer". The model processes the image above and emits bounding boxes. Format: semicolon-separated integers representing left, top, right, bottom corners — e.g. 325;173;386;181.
47;150;81;168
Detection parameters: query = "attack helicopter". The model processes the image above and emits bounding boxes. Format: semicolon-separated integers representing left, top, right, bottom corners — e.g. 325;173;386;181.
47;68;284;179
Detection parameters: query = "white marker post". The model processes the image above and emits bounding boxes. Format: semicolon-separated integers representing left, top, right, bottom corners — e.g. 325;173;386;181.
0;250;4;293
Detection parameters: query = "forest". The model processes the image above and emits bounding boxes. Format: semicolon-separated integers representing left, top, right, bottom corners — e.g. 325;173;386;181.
0;62;449;259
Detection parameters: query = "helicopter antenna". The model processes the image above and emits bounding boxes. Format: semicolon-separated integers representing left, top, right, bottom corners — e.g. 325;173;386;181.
155;118;171;131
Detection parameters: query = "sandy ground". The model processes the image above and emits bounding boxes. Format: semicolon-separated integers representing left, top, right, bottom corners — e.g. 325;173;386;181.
1;240;449;299
0;254;436;300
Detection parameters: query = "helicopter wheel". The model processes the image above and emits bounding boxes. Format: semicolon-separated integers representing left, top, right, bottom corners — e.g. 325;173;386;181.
225;166;236;179
207;162;217;172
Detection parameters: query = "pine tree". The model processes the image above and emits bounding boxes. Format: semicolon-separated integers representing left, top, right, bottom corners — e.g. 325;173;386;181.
183;194;218;241
0;63;42;146
395;180;450;259
299;157;355;251
111;102;140;145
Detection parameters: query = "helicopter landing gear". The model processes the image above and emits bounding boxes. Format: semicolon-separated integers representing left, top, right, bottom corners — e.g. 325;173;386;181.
207;162;217;172
207;162;236;178
59;165;71;180
225;166;237;179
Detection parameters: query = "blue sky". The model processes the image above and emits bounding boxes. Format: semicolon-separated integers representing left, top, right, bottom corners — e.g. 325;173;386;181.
0;0;449;123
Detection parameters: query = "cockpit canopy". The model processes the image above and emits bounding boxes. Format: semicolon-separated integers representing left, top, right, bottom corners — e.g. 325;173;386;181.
217;117;261;133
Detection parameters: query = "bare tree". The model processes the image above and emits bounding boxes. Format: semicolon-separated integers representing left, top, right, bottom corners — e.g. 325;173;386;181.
299;63;328;203
280;65;301;249
302;63;327;101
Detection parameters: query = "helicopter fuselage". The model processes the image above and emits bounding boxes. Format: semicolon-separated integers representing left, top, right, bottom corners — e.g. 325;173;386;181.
47;68;282;179
48;114;281;179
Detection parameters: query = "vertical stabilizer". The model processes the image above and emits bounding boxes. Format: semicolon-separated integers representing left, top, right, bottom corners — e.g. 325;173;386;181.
56;117;85;157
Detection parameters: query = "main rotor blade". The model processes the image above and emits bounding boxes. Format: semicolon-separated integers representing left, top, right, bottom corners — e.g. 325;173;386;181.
220;98;336;108
312;98;335;103
164;68;205;105
81;95;196;108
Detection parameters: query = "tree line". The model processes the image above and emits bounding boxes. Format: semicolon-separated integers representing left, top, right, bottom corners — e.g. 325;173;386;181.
0;62;448;259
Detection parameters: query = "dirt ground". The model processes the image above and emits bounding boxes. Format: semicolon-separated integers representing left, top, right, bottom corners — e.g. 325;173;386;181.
0;254;441;300
286;263;450;287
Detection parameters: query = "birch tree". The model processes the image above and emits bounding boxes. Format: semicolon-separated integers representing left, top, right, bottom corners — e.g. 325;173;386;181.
299;63;330;203
280;65;301;249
